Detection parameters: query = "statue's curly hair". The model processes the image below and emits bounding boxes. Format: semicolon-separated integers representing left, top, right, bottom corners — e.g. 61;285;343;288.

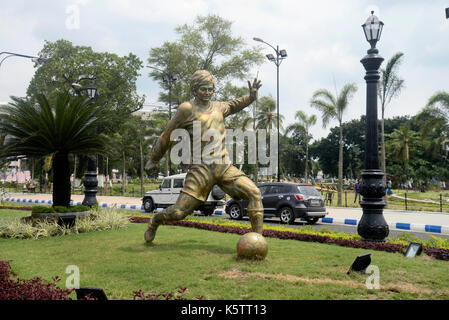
190;70;215;95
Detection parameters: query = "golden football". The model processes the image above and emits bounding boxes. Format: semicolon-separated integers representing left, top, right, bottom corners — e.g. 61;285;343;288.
236;232;268;260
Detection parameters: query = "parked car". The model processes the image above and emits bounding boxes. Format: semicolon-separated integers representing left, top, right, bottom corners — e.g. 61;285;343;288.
225;182;327;224
142;173;226;215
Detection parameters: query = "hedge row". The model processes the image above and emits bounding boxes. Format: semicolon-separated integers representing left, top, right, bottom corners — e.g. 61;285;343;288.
128;216;449;261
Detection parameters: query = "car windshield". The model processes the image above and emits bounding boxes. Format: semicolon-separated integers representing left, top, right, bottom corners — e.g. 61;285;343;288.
297;186;321;196
161;179;171;188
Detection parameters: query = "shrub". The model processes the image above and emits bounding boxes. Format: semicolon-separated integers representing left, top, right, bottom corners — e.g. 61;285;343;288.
0;260;73;300
0;209;129;239
71;204;90;212
53;206;69;213
31;204;90;214
32;206;55;214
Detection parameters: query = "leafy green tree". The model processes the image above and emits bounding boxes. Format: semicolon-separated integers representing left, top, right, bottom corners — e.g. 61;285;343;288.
27;39;145;136
378;52;405;181
147;14;264;104
310;83;357;205
109;130;137;194
286;111;317;183
0;93;107;206
126;115;153;196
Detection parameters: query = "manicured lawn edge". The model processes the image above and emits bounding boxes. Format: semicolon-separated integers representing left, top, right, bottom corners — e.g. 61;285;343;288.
128;216;449;261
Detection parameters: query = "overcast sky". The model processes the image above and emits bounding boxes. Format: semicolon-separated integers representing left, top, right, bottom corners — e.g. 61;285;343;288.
1;0;448;141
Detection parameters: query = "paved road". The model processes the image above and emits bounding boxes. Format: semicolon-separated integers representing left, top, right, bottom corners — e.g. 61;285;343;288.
4;192;449;239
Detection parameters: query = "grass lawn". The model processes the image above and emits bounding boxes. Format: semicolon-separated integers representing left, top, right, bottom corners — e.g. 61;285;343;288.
1;209;449;300
324;191;449;213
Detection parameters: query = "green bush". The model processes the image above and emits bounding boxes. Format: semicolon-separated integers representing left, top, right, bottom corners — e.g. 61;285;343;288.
31;204;91;214
70;204;90;212
53;206;69;213
32;206;56;214
0;208;129;239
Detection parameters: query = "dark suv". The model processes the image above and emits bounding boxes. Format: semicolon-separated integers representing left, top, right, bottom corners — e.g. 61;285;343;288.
225;182;327;224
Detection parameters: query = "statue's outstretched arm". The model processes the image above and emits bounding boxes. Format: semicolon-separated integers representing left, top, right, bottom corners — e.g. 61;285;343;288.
223;78;262;117
145;102;192;175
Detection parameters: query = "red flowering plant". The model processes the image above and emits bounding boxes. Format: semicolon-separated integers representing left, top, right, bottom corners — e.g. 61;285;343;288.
0;260;73;300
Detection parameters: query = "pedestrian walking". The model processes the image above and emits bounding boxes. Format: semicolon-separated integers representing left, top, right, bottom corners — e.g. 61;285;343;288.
386;178;393;195
354;179;361;203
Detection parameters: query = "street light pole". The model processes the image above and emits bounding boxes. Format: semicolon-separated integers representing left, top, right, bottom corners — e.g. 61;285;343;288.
276;45;280;182
358;11;389;242
0;52;49;69
71;76;99;207
253;38;287;182
147;65;177;176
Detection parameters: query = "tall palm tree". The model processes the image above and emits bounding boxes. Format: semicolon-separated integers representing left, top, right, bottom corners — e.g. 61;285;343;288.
285;110;317;183
310;83;357;205
416;105;449;158
427;91;449;117
255;96;284;180
386;125;418;188
0;93;108;207
378;52;405;185
255;96;284;134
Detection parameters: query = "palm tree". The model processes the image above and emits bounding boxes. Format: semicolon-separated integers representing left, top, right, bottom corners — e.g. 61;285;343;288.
425;91;449;158
378;52;405;185
427;91;449;117
386;125;419;187
255;96;284;180
0;93;107;207
310;83;357;205
256;96;284;133
416;105;449;158
285;110;317;183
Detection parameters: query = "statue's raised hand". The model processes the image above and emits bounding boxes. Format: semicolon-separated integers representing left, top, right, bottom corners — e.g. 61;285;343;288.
248;78;262;100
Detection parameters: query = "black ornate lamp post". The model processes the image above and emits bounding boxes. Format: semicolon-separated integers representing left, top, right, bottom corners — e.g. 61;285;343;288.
147;65;177;176
71;76;99;207
358;11;389;242
0;51;49;69
253;37;287;182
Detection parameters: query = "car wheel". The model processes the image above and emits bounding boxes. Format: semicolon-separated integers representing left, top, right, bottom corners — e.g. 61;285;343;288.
279;207;295;224
228;204;243;220
202;208;215;216
306;217;319;225
143;198;154;213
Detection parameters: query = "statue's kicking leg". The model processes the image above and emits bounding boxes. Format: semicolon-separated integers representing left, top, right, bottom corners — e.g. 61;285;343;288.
220;174;264;234
144;192;202;243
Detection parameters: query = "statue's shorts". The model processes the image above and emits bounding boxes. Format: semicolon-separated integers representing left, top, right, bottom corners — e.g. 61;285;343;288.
181;163;250;202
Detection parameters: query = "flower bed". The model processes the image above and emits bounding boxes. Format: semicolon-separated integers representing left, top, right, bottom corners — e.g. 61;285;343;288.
0;260;73;300
128;216;449;261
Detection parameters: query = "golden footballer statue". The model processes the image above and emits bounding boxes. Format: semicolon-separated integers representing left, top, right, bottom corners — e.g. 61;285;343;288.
144;70;266;258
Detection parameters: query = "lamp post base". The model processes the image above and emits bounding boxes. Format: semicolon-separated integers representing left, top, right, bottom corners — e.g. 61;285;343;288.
82;155;98;207
358;169;389;242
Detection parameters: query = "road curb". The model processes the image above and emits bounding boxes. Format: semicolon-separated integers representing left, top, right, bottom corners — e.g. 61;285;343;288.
2;197;225;215
319;216;449;235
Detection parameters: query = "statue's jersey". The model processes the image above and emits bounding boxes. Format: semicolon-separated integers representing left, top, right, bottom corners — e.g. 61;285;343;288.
178;96;252;167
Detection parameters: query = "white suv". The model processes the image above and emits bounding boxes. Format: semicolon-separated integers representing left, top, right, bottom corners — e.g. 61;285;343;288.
142;173;226;215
